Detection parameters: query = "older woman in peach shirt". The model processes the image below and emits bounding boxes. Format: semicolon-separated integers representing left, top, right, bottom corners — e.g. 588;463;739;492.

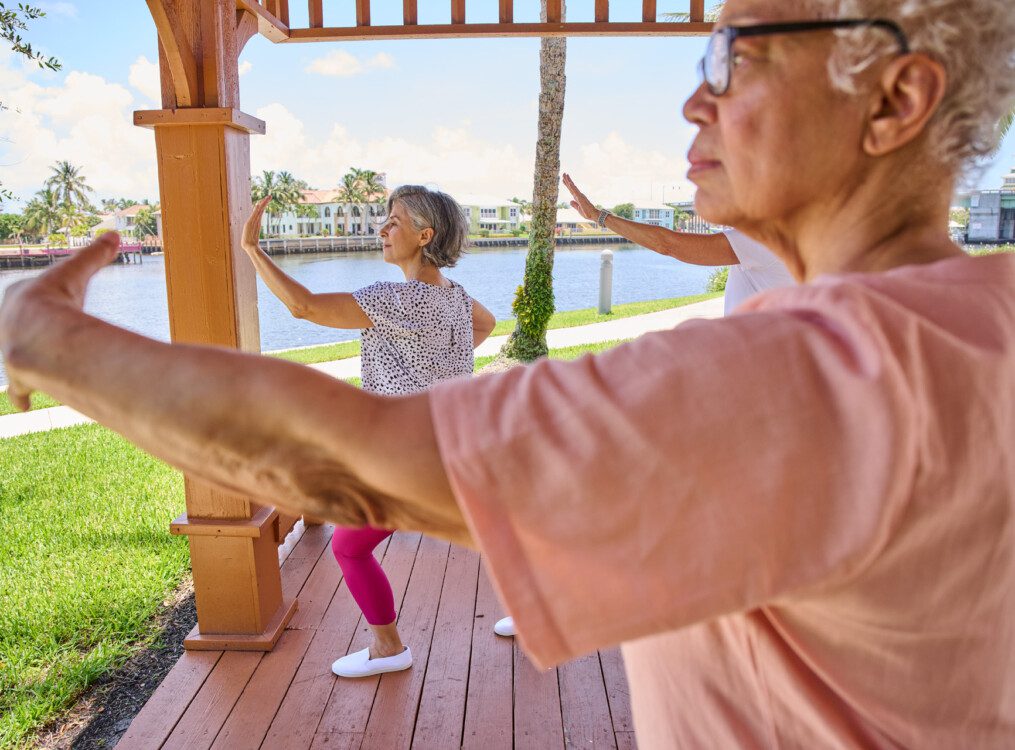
3;0;1015;746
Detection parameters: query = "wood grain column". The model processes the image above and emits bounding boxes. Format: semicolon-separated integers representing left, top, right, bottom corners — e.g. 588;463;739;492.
137;0;296;651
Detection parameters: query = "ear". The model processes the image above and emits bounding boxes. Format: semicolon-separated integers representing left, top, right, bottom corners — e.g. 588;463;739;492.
863;53;947;157
419;227;434;247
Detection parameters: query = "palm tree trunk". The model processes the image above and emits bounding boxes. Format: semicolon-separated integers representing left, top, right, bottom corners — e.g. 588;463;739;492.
502;1;567;361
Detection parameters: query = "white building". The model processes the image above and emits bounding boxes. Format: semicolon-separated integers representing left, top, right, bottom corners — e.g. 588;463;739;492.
456;195;524;233
555;207;598;233
262;188;389;237
632;205;675;229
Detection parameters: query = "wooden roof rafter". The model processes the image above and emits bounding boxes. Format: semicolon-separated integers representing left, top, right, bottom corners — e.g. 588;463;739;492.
234;0;713;44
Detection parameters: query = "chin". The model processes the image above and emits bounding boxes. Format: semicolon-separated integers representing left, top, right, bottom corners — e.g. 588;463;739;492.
693;191;742;228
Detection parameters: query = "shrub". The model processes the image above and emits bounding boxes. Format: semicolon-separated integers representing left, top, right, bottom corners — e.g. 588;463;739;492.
477;229;491;238
46;233;67;247
706;266;729;293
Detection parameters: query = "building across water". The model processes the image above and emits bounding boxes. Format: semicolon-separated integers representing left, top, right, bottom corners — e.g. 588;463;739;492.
958;162;1015;244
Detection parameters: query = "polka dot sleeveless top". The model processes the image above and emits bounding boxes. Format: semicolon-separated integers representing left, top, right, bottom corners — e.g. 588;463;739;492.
353;280;475;396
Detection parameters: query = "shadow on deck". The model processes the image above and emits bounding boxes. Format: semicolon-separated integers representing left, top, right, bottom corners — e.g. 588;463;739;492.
117;523;636;749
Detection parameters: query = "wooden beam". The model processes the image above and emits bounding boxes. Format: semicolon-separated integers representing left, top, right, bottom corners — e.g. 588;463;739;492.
404;0;417;25
285;21;712;42
452;0;465;25
546;0;561;23
267;0;289;26
308;0;323;28
500;0;512;23
595;0;609;24
135;107;267;134
146;0;200;106
235;0;289;42
356;0;370;27
642;0;656;23
690;0;705;22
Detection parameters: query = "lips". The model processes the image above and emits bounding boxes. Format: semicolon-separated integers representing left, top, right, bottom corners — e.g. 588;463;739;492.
687;151;721;180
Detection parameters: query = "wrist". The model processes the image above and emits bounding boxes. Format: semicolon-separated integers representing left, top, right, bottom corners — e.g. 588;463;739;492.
596;208;612;228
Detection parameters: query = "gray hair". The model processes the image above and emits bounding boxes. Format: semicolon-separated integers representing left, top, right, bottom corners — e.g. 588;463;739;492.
803;0;1015;171
386;185;469;268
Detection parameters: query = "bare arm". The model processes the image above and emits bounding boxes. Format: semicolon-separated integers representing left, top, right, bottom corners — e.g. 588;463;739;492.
471;298;496;347
0;234;470;545
242;197;372;329
562;173;738;266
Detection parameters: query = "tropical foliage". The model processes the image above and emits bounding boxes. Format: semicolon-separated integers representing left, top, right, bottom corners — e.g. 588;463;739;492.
133;205;158;238
46;160;93;210
611;203;635;220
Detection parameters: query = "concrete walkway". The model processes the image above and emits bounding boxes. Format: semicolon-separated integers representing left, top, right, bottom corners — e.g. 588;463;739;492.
0;296;724;440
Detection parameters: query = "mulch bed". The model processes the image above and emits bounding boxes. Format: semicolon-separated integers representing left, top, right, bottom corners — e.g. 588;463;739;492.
33;579;197;749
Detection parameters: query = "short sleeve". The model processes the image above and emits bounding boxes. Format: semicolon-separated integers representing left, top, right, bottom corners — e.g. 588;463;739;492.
353;281;406;333
429;288;917;668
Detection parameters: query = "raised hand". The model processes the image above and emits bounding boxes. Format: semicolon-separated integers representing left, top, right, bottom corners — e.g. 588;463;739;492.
0;232;121;411
562;173;599;222
242;195;271;254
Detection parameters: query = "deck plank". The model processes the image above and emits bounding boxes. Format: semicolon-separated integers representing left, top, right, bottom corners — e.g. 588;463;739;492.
162;651;263;750
116;651;221;749
461;558;513;750
275;532;417;747
559;651;617;748
359;536;452;749
600;648;636;740
514;651;564;749
411;546;480;748
213;533;341;747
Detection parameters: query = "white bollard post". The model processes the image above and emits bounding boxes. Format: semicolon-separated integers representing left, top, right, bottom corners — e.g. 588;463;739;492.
599;249;614;315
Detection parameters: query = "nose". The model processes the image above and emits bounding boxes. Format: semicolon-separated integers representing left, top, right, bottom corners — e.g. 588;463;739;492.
682;82;716;127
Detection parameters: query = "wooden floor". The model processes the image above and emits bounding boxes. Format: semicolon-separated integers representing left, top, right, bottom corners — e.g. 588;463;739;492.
117;522;637;749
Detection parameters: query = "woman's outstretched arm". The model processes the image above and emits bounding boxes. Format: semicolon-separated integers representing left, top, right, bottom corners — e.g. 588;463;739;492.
562;173;738;266
0;234;471;545
241;197;372;329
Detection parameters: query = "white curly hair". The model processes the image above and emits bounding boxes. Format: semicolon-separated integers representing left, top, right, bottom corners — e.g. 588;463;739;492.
803;0;1015;171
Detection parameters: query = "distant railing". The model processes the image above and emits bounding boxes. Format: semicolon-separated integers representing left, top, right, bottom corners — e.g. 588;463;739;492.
259;236;383;254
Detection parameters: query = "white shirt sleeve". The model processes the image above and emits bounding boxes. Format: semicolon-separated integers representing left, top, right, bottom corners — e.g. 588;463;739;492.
723;230;796;314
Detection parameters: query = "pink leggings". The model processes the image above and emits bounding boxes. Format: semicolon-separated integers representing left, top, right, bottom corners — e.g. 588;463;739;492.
331;526;397;626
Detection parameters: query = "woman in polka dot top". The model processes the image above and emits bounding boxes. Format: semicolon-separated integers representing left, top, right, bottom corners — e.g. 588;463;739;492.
241;185;496;678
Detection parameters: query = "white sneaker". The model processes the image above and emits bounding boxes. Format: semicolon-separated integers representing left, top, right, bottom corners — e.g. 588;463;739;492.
331;646;413;678
493;616;517;637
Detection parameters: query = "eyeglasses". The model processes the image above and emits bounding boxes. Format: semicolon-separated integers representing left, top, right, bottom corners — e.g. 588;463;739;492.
698;18;910;97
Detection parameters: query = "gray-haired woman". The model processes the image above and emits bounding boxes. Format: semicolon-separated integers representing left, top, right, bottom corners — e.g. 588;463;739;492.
240;185;496;678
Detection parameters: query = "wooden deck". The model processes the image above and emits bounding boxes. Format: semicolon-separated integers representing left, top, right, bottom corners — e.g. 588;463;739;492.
117;522;636;749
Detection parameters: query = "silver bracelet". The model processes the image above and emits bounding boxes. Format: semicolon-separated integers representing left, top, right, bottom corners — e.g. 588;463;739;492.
597;209;611;228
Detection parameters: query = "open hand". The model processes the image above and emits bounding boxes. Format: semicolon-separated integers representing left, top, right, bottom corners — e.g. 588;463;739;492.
562;173;599;222
0;232;121;411
243;196;271;253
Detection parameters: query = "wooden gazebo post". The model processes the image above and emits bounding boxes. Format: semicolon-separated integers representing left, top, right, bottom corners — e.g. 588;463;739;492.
134;0;296;650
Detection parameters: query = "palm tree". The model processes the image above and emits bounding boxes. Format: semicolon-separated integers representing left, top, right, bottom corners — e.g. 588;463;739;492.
22;186;63;238
335;172;362;235
134;205;158;239
501;0;567;361
46;160;93;210
344;168;385;235
251;170;283;235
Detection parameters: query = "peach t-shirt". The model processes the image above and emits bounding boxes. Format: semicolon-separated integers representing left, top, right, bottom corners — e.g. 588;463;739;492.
430;253;1015;749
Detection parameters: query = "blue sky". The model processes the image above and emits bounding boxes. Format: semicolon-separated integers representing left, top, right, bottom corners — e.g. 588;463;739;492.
1;1;1011;210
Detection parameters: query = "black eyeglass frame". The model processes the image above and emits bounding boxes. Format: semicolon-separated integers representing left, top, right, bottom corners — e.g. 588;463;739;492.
699;19;911;97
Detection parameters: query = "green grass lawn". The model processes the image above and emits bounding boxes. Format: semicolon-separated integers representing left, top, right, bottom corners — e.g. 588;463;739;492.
0;426;188;749
0;391;60;418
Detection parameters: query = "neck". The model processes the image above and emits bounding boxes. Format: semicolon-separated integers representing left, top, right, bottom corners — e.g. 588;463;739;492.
397;257;444;285
749;162;963;282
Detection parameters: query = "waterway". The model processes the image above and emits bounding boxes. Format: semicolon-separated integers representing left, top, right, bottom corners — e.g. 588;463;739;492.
0;242;715;387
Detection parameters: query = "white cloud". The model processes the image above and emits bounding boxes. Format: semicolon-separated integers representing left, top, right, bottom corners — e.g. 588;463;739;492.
128;55;160;105
248;102;699;206
305;50;396;78
568;130;698;206
0;50;158;205
238;60;253;77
